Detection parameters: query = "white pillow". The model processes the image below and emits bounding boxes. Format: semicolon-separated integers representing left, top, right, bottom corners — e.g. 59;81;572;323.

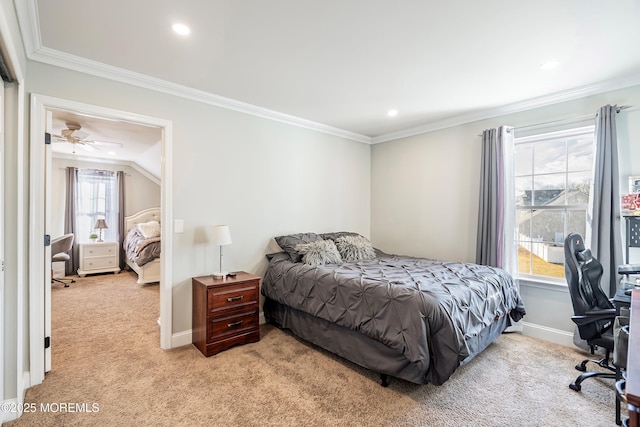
137;220;161;239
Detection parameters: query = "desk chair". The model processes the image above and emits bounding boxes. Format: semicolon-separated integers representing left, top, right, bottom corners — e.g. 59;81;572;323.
51;233;75;287
564;233;617;389
564;233;640;425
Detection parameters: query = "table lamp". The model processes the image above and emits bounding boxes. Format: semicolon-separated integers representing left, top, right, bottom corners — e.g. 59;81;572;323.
94;219;108;242
211;225;232;278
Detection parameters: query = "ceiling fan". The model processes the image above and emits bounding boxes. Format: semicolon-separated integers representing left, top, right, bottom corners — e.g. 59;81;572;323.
52;122;123;153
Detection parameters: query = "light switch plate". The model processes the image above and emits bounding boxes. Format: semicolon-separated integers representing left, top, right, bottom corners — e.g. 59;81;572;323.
174;219;184;233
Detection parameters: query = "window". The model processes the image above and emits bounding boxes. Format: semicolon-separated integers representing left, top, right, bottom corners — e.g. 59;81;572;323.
75;169;119;244
514;126;594;280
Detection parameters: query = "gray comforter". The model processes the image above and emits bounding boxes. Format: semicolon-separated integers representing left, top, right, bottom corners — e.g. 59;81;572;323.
262;250;526;384
123;227;161;266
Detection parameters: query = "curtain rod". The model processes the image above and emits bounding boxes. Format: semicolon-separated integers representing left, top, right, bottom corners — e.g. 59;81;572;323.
477;105;632;137
58;167;129;175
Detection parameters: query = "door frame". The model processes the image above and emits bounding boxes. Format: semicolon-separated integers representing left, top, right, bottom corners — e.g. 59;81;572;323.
29;94;173;385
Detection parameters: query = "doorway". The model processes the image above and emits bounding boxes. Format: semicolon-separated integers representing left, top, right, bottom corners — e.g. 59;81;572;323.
29;94;173;385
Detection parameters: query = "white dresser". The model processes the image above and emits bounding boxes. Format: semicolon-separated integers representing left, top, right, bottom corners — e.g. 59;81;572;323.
77;242;121;277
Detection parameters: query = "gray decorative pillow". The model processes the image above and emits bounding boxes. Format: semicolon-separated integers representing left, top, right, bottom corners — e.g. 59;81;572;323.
275;232;322;262
295;239;343;267
320;231;361;242
335;235;376;262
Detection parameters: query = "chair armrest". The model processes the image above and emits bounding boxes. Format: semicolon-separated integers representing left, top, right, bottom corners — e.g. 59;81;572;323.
618;264;640;275
572;308;616;326
584;308;616;316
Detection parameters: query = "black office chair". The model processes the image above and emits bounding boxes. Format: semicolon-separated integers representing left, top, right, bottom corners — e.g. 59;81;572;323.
564;233;617;390
51;233;75;287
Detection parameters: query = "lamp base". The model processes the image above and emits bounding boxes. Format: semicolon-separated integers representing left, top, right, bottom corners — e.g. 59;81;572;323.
212;272;227;279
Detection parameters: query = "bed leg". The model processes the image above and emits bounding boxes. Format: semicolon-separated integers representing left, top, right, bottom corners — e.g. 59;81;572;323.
380;374;389;387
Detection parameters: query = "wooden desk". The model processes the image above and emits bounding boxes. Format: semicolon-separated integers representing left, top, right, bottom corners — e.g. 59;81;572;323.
628;290;640;426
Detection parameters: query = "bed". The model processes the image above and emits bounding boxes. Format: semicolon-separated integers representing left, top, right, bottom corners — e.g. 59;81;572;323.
261;232;526;386
123;207;161;285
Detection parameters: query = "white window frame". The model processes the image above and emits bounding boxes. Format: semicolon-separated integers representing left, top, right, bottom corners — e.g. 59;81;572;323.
514;125;595;285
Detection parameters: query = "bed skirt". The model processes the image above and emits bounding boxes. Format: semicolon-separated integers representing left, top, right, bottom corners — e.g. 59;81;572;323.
263;297;510;385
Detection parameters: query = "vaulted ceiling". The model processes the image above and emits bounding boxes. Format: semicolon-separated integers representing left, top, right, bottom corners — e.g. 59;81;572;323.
17;0;640;144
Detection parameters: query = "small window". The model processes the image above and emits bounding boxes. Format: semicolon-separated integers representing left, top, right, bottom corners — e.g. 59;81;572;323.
514;126;594;280
75;169;119;243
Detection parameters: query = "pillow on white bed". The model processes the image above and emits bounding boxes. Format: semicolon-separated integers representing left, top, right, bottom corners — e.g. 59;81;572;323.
295;239;342;267
137;221;161;239
335;235;376;262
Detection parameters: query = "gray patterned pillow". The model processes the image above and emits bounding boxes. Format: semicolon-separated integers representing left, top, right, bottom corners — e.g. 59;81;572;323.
295;239;343;267
275;232;322;262
335;235;376;262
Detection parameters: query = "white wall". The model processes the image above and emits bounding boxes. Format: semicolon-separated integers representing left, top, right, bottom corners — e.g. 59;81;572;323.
371;84;640;344
27;61;371;334
50;157;161;238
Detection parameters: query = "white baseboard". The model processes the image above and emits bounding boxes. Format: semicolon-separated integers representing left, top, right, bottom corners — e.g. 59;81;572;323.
521;321;574;347
171;329;192;348
1;398;21;423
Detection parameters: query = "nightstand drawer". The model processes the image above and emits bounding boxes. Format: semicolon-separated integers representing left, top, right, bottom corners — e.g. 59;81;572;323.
208;309;259;341
208;284;258;313
84;245;117;257
83;256;118;270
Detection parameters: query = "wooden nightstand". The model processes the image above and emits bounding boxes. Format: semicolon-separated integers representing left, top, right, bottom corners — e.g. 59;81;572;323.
77;242;121;277
192;272;261;357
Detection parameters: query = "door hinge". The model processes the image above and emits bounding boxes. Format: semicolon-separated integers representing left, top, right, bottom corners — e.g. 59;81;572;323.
44;336;50;349
44;132;51;145
44;234;51;246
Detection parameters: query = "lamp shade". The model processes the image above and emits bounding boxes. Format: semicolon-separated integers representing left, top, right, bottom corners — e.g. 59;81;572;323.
94;219;108;229
211;225;232;246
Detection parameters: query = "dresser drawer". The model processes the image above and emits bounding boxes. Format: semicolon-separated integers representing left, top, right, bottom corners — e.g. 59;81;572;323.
208;309;259;341
83;244;117;257
208;283;258;314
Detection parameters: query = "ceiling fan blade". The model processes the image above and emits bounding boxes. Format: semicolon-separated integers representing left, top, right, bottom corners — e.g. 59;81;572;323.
92;140;123;148
74;130;90;140
79;143;98;153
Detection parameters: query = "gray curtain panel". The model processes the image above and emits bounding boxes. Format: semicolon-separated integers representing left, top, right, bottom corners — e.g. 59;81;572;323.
117;170;126;270
589;105;623;297
64;167;78;275
476;127;506;268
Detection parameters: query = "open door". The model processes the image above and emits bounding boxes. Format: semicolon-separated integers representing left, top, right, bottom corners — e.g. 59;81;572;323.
44;109;53;372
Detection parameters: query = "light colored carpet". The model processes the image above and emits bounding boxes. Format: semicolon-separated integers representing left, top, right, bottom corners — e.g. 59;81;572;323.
7;271;623;426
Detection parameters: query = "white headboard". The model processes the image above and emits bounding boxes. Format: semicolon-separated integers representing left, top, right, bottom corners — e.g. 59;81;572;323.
125;207;161;233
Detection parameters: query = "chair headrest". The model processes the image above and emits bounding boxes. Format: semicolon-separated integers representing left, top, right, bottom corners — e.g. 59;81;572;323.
576;249;593;263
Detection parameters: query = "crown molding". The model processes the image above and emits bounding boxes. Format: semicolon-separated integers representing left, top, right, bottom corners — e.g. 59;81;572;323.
371;73;640;144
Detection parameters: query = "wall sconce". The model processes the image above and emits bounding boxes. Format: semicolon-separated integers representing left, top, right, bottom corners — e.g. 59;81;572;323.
211;225;232;278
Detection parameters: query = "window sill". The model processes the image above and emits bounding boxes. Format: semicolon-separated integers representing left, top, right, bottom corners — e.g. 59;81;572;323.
518;276;568;293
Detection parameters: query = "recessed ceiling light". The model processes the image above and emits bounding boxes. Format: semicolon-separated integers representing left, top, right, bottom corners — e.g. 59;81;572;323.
107;151;116;155
539;60;559;70
172;23;191;36
387;109;398;117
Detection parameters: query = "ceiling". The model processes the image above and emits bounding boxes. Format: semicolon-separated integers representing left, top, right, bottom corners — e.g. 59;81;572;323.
50;110;161;161
18;0;640;144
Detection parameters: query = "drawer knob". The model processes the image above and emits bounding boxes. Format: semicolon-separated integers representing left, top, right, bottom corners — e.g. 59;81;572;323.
227;320;243;328
227;296;244;302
